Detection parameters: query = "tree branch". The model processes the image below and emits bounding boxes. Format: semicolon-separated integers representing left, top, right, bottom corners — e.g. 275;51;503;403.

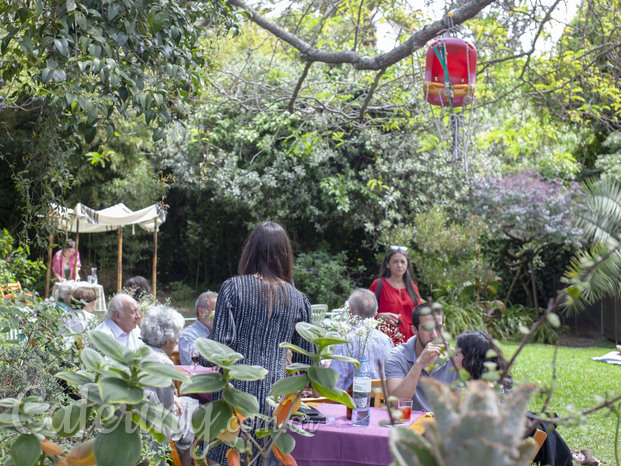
225;0;497;70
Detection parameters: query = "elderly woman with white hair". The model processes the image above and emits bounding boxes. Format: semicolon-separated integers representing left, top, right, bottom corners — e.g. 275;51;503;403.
141;304;198;466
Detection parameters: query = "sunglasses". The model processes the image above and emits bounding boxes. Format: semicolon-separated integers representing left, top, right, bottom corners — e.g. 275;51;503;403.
390;245;408;253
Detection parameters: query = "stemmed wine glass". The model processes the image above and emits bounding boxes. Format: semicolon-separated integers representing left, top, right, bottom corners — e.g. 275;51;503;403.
190;346;200;371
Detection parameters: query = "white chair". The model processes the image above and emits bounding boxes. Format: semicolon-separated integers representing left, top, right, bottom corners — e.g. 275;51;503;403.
310;304;328;327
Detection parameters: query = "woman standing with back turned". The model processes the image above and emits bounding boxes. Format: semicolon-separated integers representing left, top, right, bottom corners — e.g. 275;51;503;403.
370;246;421;344
201;221;314;464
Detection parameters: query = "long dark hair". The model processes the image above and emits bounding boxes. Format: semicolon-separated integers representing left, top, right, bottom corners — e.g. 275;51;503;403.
123;276;153;301
378;249;419;305
456;330;512;389
238;221;294;311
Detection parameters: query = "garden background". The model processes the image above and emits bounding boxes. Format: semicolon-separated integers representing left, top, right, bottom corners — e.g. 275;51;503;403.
0;0;620;463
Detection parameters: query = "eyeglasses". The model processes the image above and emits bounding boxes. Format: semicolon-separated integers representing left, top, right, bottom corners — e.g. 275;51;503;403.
390;245;408;253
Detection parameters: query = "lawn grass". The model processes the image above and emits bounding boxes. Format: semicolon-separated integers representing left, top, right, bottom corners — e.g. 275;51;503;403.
500;340;620;464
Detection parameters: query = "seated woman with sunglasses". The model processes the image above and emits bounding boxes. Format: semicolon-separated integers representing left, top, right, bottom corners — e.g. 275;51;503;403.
369;246;421;344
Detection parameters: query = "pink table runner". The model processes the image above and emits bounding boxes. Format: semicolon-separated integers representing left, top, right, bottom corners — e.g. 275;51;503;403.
291;403;424;465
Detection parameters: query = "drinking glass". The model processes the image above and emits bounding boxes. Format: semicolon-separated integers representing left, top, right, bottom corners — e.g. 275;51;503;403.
190;347;200;371
398;399;413;422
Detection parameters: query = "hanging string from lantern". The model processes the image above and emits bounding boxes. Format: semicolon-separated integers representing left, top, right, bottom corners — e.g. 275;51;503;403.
421;12;479;171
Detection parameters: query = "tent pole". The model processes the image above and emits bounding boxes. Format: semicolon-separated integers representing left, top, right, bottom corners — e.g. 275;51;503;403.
74;220;80;281
152;218;158;298
117;226;123;293
45;231;54;298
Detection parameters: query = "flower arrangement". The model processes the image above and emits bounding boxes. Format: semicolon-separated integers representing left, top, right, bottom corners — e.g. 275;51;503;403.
333;304;383;361
376;321;406;345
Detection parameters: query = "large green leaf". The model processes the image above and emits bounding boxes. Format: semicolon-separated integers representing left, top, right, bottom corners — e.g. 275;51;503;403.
195;338;244;367
138;374;172;388
275;431;296;456
10;434;41;466
98;378;144;404
279;342;316;359
227;364;268;381
285;362;311;374
192;401;233;442
328;354;360;364
0;398;19;408
88;330;129;364
22;401;49;415
52;400;89;437
81;347;104;370
132;400;180;442
140;361;191;382
179;373;227;395
55;370;94;387
307;366;339;389
312;383;354;409
222;386;259;417
0;411;30;425
79;383;104;405
93;420;142;466
311;335;352;347
268;374;310;396
294;322;325;343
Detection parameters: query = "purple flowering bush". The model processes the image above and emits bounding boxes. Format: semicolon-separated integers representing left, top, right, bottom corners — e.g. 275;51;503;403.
471;169;583;247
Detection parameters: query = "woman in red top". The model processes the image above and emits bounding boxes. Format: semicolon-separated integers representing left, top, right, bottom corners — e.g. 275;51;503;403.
369;246;421;344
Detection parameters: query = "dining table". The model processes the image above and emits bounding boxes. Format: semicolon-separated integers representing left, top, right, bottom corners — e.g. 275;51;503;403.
290;403;425;466
52;280;106;313
175;364;219;404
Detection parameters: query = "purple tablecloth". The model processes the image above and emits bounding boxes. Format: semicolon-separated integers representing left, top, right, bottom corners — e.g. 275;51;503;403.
291;403;424;466
176;365;218;403
176;364;218;375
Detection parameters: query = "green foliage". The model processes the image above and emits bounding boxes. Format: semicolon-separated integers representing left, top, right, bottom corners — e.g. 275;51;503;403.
410;207;498;304
389;380;538;466
182;323;356;463
0;345;67;402
0;229;45;286
562;179;621;315
0;0;239;243
0;0;238;134
294;248;360;309
167;280;197;307
438;301;486;340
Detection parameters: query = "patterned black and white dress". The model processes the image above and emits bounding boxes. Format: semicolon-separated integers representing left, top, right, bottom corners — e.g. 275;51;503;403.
202;275;314;463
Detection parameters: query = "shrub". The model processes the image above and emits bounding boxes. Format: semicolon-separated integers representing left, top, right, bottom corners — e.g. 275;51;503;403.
438;300;486;339
294;249;360;309
410;207;498;305
0;345;66;401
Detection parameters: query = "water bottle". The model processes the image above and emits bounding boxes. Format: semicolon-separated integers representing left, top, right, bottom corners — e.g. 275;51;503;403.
351;356;371;427
91;268;98;285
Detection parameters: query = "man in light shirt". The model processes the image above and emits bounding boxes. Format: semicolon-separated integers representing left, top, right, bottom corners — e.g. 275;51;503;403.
178;291;217;365
93;293;143;349
330;289;394;390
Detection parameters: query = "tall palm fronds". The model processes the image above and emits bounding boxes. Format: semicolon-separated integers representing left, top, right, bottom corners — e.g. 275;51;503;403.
562;179;621;315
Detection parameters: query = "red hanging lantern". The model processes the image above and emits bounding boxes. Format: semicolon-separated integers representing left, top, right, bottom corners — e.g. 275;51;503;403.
423;37;477;107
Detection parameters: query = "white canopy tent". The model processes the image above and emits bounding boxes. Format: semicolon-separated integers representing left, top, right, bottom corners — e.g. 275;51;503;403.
45;202;167;298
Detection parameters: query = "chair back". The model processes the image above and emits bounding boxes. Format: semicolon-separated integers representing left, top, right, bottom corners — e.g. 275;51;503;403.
529;428;548;462
371;379;385;407
170;348;181;365
1;282;23;297
310;304;328;327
